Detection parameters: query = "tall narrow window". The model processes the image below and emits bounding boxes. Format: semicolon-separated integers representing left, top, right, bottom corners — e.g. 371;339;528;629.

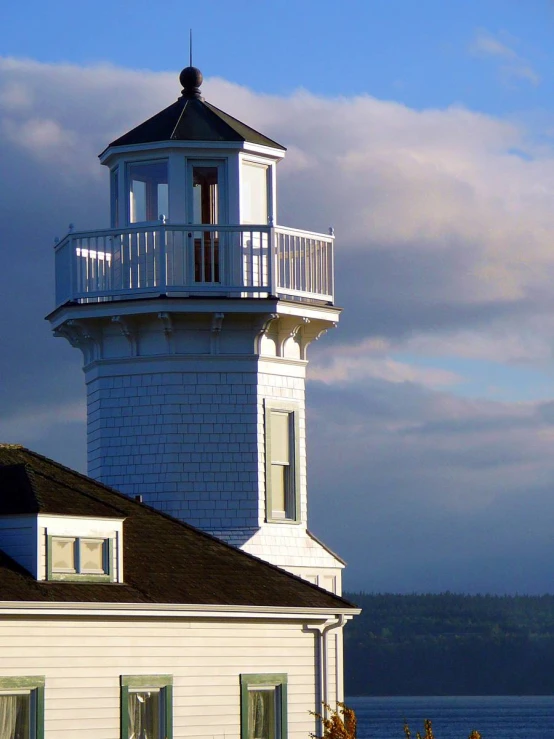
240;674;287;739
0;676;44;739
192;166;219;225
265;402;299;522
128;161;168;223
111;167;119;228
121;675;173;739
191;165;220;282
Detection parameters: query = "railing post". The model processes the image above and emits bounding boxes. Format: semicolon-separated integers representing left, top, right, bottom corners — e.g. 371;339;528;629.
159;222;167;293
269;226;276;297
329;228;335;304
69;235;75;302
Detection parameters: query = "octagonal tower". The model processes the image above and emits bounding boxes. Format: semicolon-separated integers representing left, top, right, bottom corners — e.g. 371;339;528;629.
47;66;344;593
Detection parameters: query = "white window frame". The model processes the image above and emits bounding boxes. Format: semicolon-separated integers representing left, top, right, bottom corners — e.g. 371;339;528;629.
264;400;300;524
120;675;173;739
0;676;44;739
240;673;287;739
47;535;114;582
126;159;169;225
185;158;227;225
240;159;270;225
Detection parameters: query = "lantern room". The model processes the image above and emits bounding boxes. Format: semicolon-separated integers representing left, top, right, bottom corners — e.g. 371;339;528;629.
52;66;334;308
101;66;284;230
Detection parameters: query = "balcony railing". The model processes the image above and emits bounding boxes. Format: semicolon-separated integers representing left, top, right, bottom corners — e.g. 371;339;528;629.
54;224;334;309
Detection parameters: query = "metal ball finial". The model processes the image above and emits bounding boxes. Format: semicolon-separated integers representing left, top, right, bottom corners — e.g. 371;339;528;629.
180;66;203;98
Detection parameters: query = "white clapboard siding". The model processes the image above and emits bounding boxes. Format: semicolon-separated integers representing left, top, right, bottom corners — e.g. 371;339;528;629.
0;615;341;739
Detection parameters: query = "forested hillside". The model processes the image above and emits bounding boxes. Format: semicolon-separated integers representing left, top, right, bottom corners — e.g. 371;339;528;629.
343;593;554;695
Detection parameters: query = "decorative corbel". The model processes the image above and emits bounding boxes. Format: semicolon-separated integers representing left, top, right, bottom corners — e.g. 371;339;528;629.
54;319;103;364
276;316;304;358
158;312;174;354
112;315;137;356
210;312;225;355
299;319;338;360
254;313;278;355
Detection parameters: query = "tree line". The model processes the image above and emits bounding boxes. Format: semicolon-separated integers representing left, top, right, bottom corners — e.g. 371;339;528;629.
343;592;554;695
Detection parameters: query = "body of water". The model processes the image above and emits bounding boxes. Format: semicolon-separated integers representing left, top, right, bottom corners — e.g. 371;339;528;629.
347;695;554;739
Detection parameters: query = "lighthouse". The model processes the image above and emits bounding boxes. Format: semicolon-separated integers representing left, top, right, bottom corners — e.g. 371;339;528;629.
47;66;344;593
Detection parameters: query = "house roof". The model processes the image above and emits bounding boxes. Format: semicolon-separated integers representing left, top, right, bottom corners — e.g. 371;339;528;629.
0;445;355;611
105;66;285;152
0;463;125;518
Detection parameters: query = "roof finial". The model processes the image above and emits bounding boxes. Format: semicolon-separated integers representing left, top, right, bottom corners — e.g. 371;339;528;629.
179;32;203;100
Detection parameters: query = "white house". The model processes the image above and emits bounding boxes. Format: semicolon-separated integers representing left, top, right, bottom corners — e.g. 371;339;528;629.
0;65;358;739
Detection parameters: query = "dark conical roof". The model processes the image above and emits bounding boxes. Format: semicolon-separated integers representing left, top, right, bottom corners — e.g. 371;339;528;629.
106;66;285;151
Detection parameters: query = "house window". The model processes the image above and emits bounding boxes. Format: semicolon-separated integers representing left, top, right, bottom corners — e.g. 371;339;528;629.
240;674;287;739
120;675;173;739
0;676;44;739
128;161;168;224
47;536;113;581
265;402;300;523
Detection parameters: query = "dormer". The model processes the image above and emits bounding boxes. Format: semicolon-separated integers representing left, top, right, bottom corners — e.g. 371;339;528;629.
0;461;125;582
99;66;286;230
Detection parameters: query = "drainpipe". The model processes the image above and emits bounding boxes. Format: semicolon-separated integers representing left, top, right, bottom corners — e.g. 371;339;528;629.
305;615;347;735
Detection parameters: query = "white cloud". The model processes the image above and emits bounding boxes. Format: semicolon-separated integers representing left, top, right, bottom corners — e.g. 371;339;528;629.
470;29;540;87
310;341;462;389
2;58;554;592
0;401;86;444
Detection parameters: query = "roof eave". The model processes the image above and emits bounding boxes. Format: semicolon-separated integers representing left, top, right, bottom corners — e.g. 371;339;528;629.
99;139;286;166
0;601;361;618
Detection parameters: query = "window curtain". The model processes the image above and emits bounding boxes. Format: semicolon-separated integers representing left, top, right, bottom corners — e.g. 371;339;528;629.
0;695;19;739
127;691;159;739
248;690;272;739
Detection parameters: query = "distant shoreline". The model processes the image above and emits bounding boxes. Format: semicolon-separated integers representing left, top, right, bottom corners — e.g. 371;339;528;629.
344;592;554;696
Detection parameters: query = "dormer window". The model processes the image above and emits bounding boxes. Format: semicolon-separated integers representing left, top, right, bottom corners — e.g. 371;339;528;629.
128;161;168;224
48;535;113;582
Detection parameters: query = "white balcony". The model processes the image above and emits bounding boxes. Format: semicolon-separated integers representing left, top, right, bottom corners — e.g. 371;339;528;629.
54;224;334;309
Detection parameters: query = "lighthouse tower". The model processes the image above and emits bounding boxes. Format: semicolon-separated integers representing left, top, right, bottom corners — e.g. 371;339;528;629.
48;66;344;592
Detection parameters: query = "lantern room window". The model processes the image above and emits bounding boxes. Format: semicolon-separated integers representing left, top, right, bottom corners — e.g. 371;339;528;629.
241;161;268;225
128;161;168;224
111;168;119;228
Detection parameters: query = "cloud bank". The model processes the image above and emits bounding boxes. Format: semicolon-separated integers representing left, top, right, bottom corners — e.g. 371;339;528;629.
2;57;554;592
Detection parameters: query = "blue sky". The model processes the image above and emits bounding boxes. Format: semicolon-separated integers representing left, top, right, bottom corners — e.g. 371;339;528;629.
2;0;553;109
3;0;554;592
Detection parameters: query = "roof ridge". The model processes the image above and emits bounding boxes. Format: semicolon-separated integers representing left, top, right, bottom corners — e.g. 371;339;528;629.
169;97;189;140
204;101;285;150
30;467;127;518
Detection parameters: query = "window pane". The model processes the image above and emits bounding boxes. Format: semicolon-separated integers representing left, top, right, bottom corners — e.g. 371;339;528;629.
80;539;105;574
271;466;286;516
248;689;275;739
128;691;161;739
129;161;168;223
0;693;30;739
51;538;76;572
270;412;290;464
241;163;268;224
192;166;219;224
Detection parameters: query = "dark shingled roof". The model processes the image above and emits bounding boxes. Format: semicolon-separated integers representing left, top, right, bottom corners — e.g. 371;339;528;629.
0;446;355;611
106;97;285;151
